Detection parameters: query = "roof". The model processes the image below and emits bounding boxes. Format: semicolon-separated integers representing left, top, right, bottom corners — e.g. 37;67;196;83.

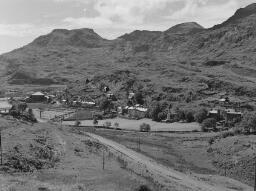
225;109;242;115
209;110;218;114
0;101;12;109
32;92;45;96
127;106;148;112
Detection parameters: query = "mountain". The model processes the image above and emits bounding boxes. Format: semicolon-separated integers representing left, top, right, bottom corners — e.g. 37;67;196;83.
165;22;204;35
31;28;110;48
213;3;256;29
1;3;256;107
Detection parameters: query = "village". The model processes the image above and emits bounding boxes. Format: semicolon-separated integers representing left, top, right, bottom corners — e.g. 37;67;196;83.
0;83;252;134
0;85;255;191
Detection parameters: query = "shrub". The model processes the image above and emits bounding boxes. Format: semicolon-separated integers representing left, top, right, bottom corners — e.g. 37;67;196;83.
75;120;81;127
238;111;256;134
149;102;162;122
185;110;195;123
194;108;208;123
221;131;235;138
135;185;152;191
134;92;144;105
201;118;216;132
158;112;167;121
104;121;112;127
93;118;98;126
99;98;113;113
208;137;215;145
140;123;151;132
177;110;186;121
114;122;119;129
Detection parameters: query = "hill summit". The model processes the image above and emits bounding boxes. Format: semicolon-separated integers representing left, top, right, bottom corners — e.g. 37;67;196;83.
31;28;109;48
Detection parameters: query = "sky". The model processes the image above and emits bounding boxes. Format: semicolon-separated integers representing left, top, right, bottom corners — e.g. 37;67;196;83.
0;0;255;54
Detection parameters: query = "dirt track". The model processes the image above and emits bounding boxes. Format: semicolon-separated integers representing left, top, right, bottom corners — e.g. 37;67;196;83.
87;133;254;191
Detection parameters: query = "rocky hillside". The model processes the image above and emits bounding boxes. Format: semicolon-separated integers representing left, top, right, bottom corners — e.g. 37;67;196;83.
1;3;256;105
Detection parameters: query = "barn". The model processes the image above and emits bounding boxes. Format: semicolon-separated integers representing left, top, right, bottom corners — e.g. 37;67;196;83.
30;92;47;102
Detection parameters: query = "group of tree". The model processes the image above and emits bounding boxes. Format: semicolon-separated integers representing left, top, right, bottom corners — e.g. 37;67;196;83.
98;98;113;114
236;111;256;134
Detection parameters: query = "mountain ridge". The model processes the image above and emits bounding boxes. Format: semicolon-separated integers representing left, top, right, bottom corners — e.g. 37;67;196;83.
1;3;256;106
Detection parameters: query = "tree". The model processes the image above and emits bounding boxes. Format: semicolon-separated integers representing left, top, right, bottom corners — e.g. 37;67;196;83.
134;92;144;105
75;120;81;127
158;112;167;121
104;121;112;127
201;118;216;132
177;110;186;121
149;102;162;122
239;112;256;134
140;123;151;132
114;122;119;129
194;108;208;123
185;110;195;123
99;98;112;114
93;118;98;126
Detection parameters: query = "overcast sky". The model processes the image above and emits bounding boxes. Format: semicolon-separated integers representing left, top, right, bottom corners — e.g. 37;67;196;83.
0;0;255;54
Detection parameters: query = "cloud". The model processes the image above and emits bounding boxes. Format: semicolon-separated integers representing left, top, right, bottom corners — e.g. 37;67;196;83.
62;0;250;33
0;23;54;37
170;0;239;27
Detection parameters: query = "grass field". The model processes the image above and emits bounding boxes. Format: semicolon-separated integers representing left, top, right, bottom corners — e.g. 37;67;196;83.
0;117;157;191
63;117;201;132
94;129;256;187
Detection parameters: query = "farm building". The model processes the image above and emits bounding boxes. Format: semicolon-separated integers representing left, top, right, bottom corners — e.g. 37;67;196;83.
29;92;47;102
0;98;12;114
128;92;135;99
208;109;221;120
127;105;148;119
224;109;242;124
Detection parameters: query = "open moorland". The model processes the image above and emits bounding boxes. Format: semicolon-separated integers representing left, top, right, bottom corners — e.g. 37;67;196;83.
0;117;157;191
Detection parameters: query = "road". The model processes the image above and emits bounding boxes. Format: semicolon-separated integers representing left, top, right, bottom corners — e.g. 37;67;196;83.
87;133;253;191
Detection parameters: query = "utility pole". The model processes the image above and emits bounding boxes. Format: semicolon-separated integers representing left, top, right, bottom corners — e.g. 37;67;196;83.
0;130;2;165
254;156;256;191
138;135;141;151
102;150;105;170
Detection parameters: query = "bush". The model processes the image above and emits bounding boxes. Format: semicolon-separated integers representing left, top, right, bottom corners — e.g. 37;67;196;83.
93;118;98;126
238;111;256;134
114;122;119;129
149;102;162;122
75;120;81;127
201;118;216;132
135;185;151;191
134;92;144;105
185;110;195;123
194;108;208;123
140;123;151;132
221;131;235;138
208;137;215;145
104;121;112;127
158;112;167;121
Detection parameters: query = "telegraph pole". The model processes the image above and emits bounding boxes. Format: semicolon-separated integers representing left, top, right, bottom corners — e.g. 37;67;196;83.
137;135;141;151
254;156;256;191
0;130;2;165
102;150;105;170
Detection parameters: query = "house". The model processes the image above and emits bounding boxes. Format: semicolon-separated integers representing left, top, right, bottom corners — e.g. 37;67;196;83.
208;109;221;120
164;111;178;122
107;93;117;101
104;86;110;92
128;92;135;99
127;105;148;119
0;98;12;114
29;92;47;103
224;109;242;124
